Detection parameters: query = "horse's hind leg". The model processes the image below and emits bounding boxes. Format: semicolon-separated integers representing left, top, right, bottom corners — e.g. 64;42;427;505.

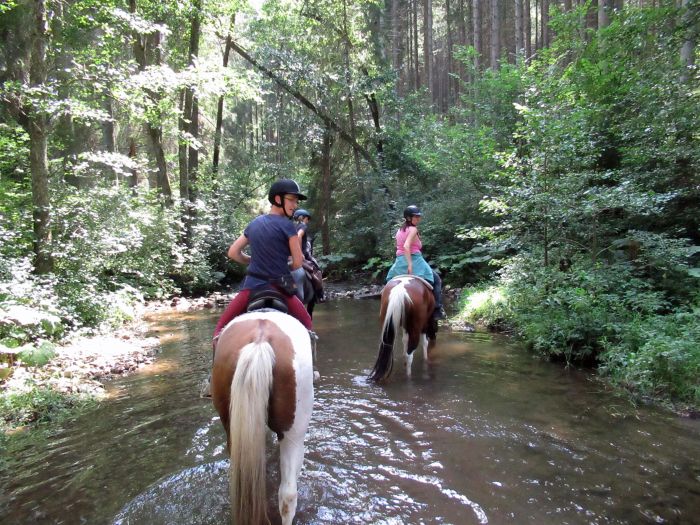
402;331;413;377
421;333;429;361
278;433;306;525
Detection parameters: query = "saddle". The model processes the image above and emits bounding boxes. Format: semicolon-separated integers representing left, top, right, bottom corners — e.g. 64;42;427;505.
246;287;289;314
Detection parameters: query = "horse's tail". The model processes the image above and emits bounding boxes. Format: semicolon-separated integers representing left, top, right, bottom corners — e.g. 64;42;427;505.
369;283;411;382
229;341;275;525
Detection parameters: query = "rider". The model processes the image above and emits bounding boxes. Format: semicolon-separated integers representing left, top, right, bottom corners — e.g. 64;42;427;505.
386;205;445;319
202;179;317;397
292;208;325;302
212;178;313;340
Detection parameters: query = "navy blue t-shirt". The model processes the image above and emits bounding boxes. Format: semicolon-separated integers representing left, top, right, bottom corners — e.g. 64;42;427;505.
241;214;297;289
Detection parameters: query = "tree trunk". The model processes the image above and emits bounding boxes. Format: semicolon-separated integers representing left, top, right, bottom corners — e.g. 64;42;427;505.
598;0;609;29
29;0;53;274
490;0;501;69
343;0;362;177
391;0;400;89
473;0;482;69
457;0;468;90
445;0;455;108
680;0;696;82
185;0;201;247
542;0;550;47
128;138;138;188
414;0;421;89
423;0;434;103
320;126;332;256
213;15;235;174
516;0;524;57
524;0;531;58
179;87;191;202
129;0;171;203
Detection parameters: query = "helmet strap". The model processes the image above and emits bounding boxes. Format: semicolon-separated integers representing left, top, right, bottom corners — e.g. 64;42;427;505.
273;194;294;218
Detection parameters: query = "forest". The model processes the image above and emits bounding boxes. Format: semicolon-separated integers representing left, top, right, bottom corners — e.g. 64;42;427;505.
1;0;699;423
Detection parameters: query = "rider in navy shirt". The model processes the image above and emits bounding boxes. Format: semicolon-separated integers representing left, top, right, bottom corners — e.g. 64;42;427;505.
213;179;313;338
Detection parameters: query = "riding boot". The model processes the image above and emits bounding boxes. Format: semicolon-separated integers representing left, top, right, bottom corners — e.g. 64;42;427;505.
309;330;320;383
431;270;446;319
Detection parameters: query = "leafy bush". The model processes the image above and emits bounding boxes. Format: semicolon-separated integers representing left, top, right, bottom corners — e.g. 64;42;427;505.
458;283;512;331
0;385;95;431
600;310;700;405
17;342;57;367
317;252;359;280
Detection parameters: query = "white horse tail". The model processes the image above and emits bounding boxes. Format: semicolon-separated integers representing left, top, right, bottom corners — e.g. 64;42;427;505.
369;281;412;382
229;341;275;525
385;281;411;339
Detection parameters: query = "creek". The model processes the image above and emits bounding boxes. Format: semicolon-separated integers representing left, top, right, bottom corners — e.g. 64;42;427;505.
1;298;699;524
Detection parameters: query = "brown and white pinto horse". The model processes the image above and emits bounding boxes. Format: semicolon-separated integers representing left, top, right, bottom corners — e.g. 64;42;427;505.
211;311;314;525
369;275;437;382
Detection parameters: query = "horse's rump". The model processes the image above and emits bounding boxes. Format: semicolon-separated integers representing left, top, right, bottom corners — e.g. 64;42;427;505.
211;312;314;525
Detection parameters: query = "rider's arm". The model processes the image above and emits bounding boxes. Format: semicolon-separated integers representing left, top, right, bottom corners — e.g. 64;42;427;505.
289;235;303;270
403;227;418;274
228;234;251;265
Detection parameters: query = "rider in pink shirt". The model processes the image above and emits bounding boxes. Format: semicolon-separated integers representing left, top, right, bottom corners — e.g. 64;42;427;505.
386;205;445;319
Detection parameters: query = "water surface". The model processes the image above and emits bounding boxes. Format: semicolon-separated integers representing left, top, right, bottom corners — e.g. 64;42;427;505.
1;299;698;524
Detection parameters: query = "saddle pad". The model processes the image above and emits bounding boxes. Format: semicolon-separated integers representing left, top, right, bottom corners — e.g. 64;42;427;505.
392;274;433;290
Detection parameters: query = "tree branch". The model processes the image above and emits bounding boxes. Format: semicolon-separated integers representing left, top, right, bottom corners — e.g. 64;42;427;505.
228;39;378;171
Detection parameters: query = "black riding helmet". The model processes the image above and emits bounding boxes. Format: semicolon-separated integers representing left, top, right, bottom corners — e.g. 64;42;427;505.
268;178;308;205
403;205;422;219
293;209;311;220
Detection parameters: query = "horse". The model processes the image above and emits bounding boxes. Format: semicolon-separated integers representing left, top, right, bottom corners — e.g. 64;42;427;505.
299;268;317;318
298;259;325;319
211;310;314;525
368;275;437;382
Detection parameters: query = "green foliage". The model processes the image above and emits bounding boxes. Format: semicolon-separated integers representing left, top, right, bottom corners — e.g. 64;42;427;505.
0;384;96;431
362;256;392;282
458;283;511;331
317;252;359;280
17;342;57;367
600;310;700;405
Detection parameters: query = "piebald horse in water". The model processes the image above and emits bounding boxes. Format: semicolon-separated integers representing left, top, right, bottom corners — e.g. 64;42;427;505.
369;275;437;382
211;310;314;525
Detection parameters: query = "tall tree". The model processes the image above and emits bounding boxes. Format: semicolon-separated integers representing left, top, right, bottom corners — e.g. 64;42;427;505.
129;0;172;204
680;0;697;82
213;13;236;174
28;0;53;273
598;0;610;29
2;0;54;273
516;0;524;58
424;0;434;102
474;0;482;69
491;0;501;69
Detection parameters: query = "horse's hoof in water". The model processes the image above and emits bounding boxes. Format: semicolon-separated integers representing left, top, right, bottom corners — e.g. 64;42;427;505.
313;370;320;383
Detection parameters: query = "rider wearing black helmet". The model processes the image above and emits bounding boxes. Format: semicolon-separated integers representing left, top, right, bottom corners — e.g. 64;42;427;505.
213;178;312;338
386;205;445;319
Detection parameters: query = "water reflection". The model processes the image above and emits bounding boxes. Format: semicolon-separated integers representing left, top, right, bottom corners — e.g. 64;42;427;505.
1;299;699;524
